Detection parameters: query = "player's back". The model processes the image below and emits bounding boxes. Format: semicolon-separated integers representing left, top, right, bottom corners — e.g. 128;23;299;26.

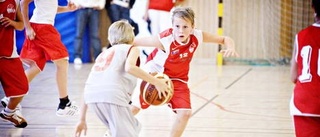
294;24;320;114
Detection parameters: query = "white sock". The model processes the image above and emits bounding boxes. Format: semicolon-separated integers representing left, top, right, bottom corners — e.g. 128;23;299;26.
4;107;15;115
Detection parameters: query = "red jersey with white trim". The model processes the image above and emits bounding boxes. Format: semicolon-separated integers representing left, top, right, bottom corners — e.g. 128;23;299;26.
0;0;19;58
146;28;203;82
293;24;320;114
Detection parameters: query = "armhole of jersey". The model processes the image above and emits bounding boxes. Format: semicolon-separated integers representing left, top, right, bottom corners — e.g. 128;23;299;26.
127;46;141;67
193;29;203;45
294;35;298;62
15;0;19;10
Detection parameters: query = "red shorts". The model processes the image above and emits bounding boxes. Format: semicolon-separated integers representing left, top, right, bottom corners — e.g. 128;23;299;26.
20;23;69;70
293;115;320;137
0;58;28;97
140;80;191;110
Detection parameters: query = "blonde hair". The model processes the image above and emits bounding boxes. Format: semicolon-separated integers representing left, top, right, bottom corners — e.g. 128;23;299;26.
172;7;195;26
108;20;135;46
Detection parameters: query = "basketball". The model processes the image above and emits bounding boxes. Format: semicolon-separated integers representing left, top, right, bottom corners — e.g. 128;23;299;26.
140;73;174;106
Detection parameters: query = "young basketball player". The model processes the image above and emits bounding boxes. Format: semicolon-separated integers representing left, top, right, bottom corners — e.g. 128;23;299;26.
0;0;28;128
290;0;320;136
1;0;79;117
131;7;239;137
74;20;171;137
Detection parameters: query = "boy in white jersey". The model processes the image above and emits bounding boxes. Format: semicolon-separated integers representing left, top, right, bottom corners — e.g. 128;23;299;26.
3;0;79;117
0;0;28;128
74;20;172;137
131;7;239;137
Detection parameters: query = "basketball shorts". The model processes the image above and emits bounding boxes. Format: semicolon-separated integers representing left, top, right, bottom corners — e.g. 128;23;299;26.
89;102;141;137
0;58;28;97
293;115;320;137
20;23;69;71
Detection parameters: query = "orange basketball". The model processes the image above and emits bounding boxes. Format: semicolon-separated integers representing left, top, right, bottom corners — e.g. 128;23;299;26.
140;73;174;106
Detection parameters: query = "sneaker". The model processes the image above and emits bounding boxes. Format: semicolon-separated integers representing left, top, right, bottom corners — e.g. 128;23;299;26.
56;101;79;117
1;97;22;116
0;110;27;128
74;57;82;65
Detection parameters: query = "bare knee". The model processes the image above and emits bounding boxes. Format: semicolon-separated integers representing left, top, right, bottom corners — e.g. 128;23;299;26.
53;58;68;70
177;110;192;120
131;105;141;115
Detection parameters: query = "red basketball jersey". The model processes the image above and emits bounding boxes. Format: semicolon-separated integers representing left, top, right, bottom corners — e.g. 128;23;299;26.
0;0;19;58
146;28;202;82
293;24;320;114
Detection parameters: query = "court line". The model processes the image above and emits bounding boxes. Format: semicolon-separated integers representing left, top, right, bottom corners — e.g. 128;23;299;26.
191;68;252;116
224;68;252;89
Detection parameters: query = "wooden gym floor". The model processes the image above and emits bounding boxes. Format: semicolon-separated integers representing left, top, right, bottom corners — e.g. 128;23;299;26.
0;59;295;137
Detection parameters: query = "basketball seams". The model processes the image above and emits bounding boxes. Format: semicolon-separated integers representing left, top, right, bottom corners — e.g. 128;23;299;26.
140;73;174;106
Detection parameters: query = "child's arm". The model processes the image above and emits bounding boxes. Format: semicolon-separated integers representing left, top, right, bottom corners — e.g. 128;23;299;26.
20;0;36;40
0;3;24;30
133;35;165;50
125;47;171;98
74;101;88;137
202;31;239;57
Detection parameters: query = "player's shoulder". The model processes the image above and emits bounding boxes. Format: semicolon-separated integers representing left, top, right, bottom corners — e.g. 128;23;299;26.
300;24;320;33
159;28;173;39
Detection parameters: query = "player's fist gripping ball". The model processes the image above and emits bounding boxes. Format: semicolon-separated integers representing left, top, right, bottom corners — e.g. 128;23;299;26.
140;73;174;106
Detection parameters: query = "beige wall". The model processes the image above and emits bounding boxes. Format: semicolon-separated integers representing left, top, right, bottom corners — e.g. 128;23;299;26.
100;0;313;62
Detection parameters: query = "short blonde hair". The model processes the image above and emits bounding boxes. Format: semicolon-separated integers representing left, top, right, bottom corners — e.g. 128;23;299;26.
108;20;135;46
172;7;195;27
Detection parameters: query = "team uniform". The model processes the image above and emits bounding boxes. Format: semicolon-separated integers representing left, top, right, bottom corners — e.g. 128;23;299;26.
147;0;183;35
84;44;141;137
0;0;28;97
20;0;69;70
290;23;320;136
132;28;203;110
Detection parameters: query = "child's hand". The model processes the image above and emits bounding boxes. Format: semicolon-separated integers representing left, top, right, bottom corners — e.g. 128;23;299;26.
25;27;36;40
220;36;240;57
67;1;78;11
220;48;239;57
74;121;87;137
0;17;14;27
155;78;172;99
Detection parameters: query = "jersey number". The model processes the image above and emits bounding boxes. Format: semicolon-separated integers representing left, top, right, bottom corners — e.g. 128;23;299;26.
298;46;320;83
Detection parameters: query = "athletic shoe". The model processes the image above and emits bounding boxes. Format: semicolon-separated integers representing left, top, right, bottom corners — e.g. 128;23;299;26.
1;97;22;116
103;130;111;137
56;101;79;117
74;57;82;65
0;110;27;128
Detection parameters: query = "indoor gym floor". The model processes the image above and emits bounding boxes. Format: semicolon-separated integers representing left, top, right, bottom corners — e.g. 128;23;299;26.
0;59;295;137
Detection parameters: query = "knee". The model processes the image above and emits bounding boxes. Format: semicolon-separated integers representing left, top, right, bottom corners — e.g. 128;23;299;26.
178;110;192;120
131;105;141;115
53;59;68;69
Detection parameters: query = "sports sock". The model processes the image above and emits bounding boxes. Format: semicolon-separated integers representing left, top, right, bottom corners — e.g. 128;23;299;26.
58;96;70;109
4;107;15;115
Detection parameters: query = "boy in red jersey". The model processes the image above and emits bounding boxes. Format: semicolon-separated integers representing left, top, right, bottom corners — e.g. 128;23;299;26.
0;0;28;128
131;7;238;137
290;0;320;136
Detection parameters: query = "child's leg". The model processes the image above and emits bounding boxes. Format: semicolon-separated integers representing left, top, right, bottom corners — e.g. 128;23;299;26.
7;97;24;111
23;59;41;82
53;58;78;117
52;58;69;98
